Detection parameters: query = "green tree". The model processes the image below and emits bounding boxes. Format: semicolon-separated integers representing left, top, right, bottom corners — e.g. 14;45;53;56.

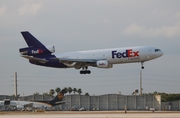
73;88;77;94
33;92;40;95
153;91;158;94
77;88;82;95
148;92;180;102
11;94;20;97
63;87;68;94
43;92;49;95
55;87;61;94
85;93;89;96
67;87;72;94
49;89;55;96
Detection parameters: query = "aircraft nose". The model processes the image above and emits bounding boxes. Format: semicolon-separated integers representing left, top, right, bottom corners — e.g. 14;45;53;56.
159;51;163;57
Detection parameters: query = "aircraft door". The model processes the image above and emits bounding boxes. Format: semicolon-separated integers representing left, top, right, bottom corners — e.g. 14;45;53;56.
146;49;153;59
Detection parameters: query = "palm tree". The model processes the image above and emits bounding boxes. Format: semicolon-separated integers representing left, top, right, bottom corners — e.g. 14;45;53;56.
63;87;68;94
34;92;40;95
11;94;20;97
55;87;61;94
67;87;72;94
49;89;55;96
43;92;49;95
73;88;77;94
77;88;82;95
85;93;89;96
154;91;158;95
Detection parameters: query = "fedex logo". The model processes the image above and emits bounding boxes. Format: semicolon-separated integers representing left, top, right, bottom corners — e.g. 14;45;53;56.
99;63;105;65
112;49;139;58
32;49;43;54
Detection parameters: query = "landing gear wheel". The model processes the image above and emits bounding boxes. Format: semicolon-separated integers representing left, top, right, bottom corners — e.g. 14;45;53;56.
80;70;84;74
141;66;144;69
80;70;91;74
87;70;91;74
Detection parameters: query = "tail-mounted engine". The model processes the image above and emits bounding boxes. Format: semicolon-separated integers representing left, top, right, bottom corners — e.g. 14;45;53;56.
19;45;55;56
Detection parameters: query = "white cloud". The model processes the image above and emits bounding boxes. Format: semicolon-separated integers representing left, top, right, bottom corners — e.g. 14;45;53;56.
0;6;6;16
123;23;180;37
18;1;42;15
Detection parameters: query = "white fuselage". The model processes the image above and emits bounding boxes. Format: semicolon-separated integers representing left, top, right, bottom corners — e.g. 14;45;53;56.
56;46;163;65
0;100;51;109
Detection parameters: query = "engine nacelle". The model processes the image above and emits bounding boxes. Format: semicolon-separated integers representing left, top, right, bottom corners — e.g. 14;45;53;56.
19;45;55;56
45;45;55;53
16;105;24;110
96;60;113;68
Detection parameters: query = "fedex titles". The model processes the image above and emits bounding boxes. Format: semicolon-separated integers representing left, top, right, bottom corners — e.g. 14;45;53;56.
112;49;139;58
32;49;43;54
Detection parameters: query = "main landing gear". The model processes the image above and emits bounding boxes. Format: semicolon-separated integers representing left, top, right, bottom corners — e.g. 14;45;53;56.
80;70;91;74
80;66;91;74
141;62;144;69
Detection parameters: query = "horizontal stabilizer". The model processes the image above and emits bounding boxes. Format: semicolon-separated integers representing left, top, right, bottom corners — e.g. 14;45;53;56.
21;55;48;63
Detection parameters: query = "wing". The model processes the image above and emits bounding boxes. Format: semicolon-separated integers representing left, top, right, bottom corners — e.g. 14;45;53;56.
58;58;98;69
59;58;96;63
23;103;33;107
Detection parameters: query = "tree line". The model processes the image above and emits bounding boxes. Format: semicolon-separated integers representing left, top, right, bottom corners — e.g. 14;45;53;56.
23;90;180;102
144;91;180;102
33;87;90;96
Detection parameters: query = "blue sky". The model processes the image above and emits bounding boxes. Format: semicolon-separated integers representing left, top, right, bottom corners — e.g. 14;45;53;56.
0;0;180;96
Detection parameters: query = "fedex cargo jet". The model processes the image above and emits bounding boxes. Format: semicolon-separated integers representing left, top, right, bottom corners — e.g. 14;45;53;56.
19;31;163;74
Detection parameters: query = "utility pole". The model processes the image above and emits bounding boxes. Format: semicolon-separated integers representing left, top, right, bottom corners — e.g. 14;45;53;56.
140;70;142;96
14;72;17;97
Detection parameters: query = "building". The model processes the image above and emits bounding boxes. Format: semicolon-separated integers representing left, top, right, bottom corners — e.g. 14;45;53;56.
0;94;163;111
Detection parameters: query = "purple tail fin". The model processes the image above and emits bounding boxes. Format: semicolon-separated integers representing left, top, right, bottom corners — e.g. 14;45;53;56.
19;31;53;56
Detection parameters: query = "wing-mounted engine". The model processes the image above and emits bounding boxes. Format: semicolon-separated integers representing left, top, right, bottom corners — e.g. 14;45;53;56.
96;60;113;68
16;105;24;110
19;45;55;56
62;61;77;67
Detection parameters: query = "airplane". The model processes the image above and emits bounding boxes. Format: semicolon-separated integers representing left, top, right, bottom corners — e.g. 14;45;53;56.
0;89;66;110
19;31;163;74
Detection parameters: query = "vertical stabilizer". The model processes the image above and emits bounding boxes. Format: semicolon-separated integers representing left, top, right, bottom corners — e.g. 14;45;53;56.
19;31;55;56
21;31;46;48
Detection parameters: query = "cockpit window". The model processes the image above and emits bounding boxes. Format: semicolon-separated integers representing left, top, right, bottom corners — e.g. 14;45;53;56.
155;49;161;52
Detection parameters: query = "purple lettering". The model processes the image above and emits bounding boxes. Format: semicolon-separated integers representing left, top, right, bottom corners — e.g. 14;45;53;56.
112;49;139;59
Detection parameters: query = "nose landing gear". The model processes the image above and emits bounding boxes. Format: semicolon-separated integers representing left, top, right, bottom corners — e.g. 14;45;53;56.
141;62;144;69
